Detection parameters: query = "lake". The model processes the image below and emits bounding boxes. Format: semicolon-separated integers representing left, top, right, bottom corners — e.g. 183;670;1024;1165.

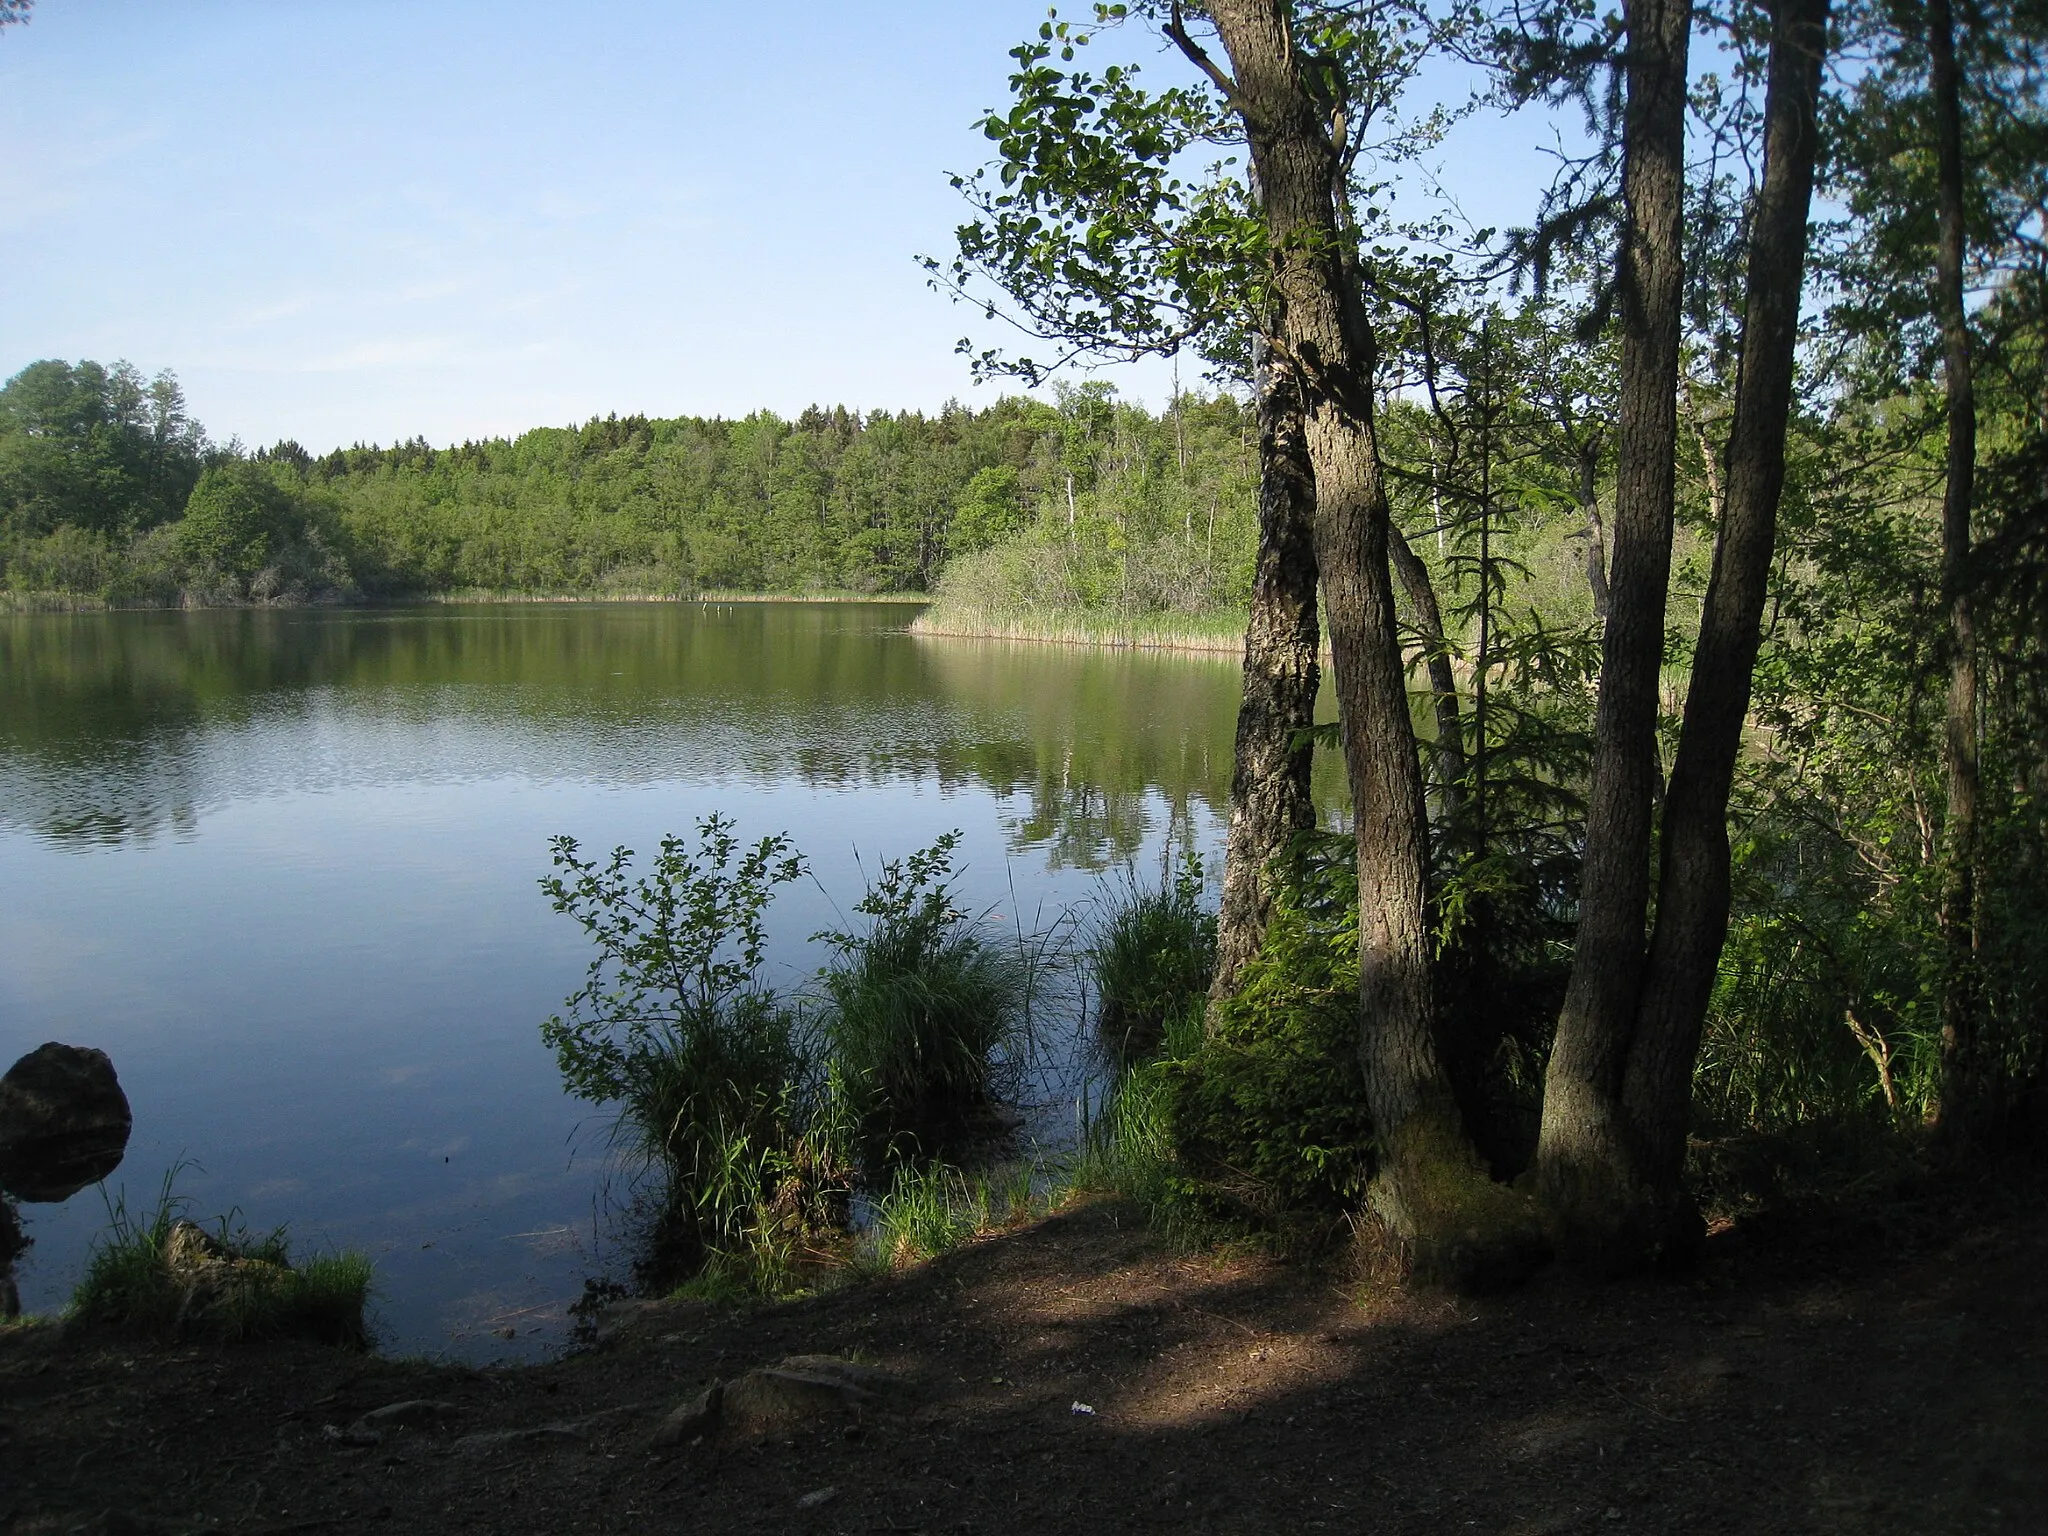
0;602;1331;1357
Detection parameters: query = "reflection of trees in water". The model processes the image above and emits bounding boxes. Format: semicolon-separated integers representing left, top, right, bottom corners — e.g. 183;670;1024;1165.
0;608;1310;862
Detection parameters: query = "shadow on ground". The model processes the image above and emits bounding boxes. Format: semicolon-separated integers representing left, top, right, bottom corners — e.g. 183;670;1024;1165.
3;1180;2044;1535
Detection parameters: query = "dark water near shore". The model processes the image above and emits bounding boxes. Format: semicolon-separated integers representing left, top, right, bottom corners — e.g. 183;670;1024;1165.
0;603;1333;1358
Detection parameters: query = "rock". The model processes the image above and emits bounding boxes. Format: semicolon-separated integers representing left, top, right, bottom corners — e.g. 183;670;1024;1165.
355;1400;462;1431
161;1220;288;1332
720;1356;909;1438
649;1382;723;1448
64;1511;181;1535
583;1297;666;1350
451;1404;648;1457
322;1422;383;1448
1;1198;27;1319
649;1355;911;1450
796;1487;838;1510
0;1044;132;1203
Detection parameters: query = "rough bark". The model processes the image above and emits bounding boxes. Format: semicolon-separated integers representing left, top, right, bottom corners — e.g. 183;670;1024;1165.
1927;0;1982;1129
1212;351;1322;1000
1535;0;1694;1262
1624;0;1832;1222
1197;0;1542;1287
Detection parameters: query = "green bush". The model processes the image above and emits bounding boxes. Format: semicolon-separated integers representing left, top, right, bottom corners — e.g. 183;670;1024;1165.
1087;852;1218;1062
816;832;1030;1162
1067;854;1373;1247
541;817;851;1287
1161;878;1375;1229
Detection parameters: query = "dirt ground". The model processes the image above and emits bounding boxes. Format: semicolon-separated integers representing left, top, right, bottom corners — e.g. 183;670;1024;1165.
3;1177;2044;1536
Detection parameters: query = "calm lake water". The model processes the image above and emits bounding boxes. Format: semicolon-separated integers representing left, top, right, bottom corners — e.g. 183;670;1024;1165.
1;602;1328;1358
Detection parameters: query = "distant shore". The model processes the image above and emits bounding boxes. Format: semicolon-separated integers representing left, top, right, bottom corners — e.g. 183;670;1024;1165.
909;605;1248;657
0;589;932;615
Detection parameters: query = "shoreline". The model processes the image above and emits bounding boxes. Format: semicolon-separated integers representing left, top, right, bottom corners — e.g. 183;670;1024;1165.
908;608;1250;657
0;589;934;615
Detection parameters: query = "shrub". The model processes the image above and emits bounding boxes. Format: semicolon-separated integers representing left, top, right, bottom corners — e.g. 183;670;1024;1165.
815;833;1030;1162
1087;852;1217;1063
70;1169;371;1346
1161;872;1376;1233
541;817;850;1287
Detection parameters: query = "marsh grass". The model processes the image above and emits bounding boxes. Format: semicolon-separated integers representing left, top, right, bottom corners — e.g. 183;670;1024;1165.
71;1168;372;1346
1065;1006;1222;1243
859;1160;1047;1270
1087;854;1218;1065
909;600;1249;654
816;833;1033;1163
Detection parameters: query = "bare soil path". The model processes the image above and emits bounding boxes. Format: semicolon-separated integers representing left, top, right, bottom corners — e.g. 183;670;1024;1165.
4;1186;2043;1535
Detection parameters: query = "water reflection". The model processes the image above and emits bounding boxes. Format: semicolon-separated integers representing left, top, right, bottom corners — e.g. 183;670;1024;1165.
1;603;1322;1356
0;605;1268;866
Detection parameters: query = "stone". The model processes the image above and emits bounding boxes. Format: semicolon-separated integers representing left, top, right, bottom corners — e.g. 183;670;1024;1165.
796;1487;838;1510
719;1356;908;1438
1;1198;26;1319
160;1220;288;1332
649;1382;723;1448
650;1355;911;1449
0;1044;132;1204
355;1400;462;1430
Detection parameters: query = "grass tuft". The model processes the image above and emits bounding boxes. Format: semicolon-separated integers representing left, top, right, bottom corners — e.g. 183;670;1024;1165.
817;833;1032;1163
860;1160;1046;1271
1087;853;1218;1063
70;1167;372;1347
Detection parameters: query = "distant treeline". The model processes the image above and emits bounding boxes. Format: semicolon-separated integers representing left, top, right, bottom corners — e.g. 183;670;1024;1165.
0;359;1261;608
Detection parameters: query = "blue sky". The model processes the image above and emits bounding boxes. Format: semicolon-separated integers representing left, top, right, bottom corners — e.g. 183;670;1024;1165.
1;1;1562;450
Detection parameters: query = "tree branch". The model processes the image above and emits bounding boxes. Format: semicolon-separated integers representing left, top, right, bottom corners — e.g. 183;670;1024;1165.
1166;2;1248;112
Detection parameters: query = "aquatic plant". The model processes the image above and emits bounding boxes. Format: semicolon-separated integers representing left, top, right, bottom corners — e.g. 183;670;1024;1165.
814;832;1031;1162
1086;851;1217;1063
542;816;851;1286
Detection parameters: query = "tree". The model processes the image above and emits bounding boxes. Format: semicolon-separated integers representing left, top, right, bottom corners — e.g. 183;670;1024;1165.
931;10;1326;994
1165;0;1546;1280
1818;0;2048;1128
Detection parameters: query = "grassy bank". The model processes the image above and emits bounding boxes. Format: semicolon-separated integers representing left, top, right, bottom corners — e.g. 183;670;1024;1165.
909;601;1249;655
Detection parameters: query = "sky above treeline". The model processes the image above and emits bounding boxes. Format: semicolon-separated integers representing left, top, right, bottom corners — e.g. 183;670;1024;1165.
1;1;1562;451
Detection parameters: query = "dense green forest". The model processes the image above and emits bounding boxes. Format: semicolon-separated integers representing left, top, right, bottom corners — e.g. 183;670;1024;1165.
0;361;1266;609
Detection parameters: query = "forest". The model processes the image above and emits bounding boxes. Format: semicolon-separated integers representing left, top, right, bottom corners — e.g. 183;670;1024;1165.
0;361;1268;609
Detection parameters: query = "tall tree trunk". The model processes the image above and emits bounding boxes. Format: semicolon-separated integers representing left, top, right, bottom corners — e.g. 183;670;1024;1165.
1212;347;1322;1000
1536;0;1694;1264
1625;0;1833;1233
1578;442;1613;620
1927;0;1981;1128
1195;0;1542;1286
1389;521;1467;819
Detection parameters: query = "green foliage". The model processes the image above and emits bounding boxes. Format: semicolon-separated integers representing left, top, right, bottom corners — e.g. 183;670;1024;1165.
1087;851;1217;1061
860;1160;1042;1269
816;832;1031;1161
1162;863;1376;1231
70;1167;372;1347
541;818;849;1284
0;359;204;543
919;389;1260;628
